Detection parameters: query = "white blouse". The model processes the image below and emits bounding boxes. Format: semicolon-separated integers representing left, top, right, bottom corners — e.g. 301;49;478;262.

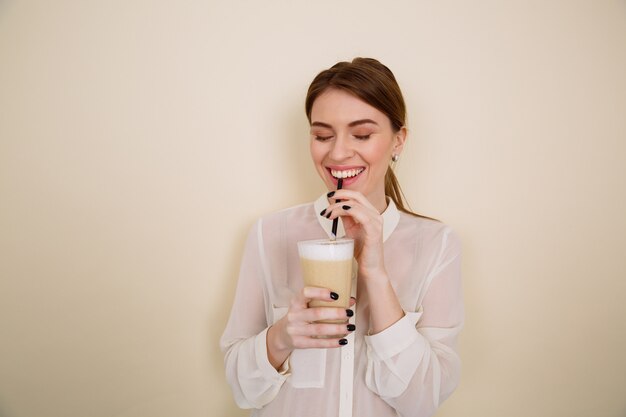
220;195;464;417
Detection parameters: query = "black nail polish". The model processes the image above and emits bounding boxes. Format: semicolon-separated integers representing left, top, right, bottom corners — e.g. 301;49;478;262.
320;209;326;216
347;324;356;331
339;338;348;346
346;309;354;317
325;211;332;219
342;205;351;210
327;191;335;198
330;291;339;300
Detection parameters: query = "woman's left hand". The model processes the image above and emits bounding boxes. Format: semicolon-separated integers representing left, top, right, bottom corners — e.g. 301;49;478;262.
323;190;386;279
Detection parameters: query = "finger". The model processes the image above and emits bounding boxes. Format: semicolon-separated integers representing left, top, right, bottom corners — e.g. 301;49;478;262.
291;335;350;349
288;322;354;338
301;306;352;324
329;189;377;210
349;297;356;307
325;197;379;218
320;198;377;224
326;201;382;232
322;199;361;220
324;198;358;214
302;286;340;302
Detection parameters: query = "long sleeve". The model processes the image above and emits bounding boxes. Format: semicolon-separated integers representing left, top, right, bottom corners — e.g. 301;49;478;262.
219;221;289;409
364;227;463;417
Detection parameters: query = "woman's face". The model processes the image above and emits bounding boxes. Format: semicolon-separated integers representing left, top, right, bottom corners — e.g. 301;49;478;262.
309;88;406;210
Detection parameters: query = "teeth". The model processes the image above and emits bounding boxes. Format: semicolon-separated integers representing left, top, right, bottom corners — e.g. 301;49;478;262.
330;168;364;179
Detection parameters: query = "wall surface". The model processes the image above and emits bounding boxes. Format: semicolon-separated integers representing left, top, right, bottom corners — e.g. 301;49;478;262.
1;1;625;416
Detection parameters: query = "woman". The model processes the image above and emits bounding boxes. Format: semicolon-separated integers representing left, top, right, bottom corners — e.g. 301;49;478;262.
220;58;463;417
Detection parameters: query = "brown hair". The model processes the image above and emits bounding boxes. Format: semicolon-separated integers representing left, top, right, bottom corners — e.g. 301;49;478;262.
305;57;431;219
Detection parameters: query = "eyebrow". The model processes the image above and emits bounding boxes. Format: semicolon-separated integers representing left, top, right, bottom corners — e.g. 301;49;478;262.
310;119;379;128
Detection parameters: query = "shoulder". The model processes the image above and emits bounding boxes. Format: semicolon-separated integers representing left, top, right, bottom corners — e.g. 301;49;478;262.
397;212;455;237
253;201;320;241
397;212;461;255
258;201;315;226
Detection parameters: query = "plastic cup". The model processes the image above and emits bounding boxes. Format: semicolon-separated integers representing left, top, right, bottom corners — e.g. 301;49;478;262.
297;238;354;324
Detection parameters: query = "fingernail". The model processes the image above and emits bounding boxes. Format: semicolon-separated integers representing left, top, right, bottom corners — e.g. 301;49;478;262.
347;324;356;331
327;191;335;198
325;211;332;219
342;205;351;210
330;291;339;300
339;338;348;346
346;309;354;317
320;209;326;216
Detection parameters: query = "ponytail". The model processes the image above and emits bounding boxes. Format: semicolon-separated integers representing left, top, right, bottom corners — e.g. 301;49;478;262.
384;167;437;220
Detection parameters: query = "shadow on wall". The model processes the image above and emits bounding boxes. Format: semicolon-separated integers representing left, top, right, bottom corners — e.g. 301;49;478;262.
208;97;319;417
281;97;326;203
207;217;252;416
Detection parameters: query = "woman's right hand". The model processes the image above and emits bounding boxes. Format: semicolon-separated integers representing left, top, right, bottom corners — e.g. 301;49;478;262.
266;287;355;370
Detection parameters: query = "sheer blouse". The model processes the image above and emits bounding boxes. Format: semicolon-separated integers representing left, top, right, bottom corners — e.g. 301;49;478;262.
220;195;464;417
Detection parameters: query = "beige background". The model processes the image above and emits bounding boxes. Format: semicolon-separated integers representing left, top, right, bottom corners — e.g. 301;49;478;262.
1;1;625;416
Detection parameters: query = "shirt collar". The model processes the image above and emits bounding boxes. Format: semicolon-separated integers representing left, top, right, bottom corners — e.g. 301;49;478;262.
313;194;400;242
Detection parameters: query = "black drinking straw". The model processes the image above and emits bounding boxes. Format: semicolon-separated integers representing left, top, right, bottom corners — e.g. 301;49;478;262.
331;178;343;240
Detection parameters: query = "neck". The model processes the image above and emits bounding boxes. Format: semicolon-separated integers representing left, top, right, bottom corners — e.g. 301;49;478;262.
368;188;388;214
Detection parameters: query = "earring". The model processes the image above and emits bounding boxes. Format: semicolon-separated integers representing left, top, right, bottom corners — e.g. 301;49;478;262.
391;154;400;162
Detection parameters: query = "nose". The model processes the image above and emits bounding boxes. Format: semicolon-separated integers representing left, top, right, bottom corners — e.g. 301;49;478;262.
328;134;354;161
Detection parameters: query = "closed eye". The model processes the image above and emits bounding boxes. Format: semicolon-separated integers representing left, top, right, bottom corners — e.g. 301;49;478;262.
314;135;333;141
354;134;371;140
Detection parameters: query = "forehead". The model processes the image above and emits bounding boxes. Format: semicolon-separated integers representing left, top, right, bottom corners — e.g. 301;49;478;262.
310;89;390;128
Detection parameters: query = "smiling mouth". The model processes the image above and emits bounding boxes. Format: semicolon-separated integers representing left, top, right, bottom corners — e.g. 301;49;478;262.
330;168;365;179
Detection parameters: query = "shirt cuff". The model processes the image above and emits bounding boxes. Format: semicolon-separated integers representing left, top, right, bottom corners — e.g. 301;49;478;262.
364;309;425;360
254;328;291;381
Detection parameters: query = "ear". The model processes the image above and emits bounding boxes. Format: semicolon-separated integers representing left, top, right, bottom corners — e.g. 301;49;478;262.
392;126;407;155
